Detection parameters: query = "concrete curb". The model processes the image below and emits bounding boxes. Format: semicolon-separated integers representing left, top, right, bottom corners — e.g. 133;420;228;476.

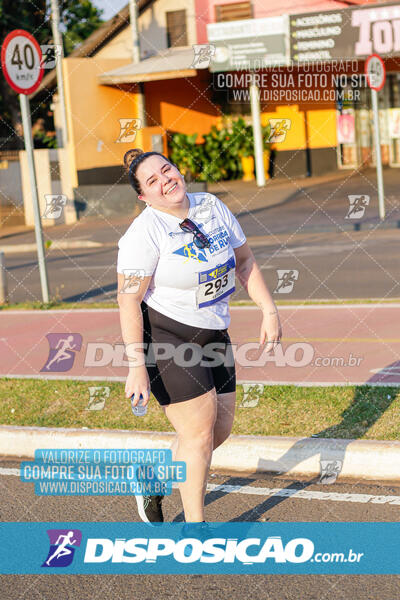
0;240;103;254
2;425;399;481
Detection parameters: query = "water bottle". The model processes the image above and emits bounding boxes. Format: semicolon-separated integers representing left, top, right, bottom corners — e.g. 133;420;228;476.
131;393;148;417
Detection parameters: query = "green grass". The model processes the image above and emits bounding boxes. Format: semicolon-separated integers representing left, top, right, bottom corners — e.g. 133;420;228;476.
1;298;400;310
1;379;399;440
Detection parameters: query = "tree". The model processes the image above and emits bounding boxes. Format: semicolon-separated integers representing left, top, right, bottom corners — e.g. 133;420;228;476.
0;0;104;148
61;0;104;56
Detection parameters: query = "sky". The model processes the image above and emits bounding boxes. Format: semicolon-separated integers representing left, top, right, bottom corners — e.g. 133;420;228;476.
93;0;127;21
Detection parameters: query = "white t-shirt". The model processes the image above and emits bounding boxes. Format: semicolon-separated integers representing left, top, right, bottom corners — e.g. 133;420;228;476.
117;192;246;329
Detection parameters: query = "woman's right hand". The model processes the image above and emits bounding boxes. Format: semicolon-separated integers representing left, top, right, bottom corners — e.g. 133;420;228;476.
125;366;151;407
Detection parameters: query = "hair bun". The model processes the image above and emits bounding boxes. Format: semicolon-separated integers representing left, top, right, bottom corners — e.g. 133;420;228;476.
123;148;144;171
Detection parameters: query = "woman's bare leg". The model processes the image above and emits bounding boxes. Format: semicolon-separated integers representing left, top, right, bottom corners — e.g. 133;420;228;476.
213;391;236;448
169;390;236;454
163;389;217;522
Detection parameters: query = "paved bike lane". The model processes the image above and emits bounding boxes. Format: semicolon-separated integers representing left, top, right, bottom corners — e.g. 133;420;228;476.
0;304;399;385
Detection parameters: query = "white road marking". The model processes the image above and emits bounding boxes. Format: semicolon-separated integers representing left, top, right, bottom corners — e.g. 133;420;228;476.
61;266;114;271
2;468;399;505
205;483;400;505
0;467;19;476
256;243;358;258
370;367;400;374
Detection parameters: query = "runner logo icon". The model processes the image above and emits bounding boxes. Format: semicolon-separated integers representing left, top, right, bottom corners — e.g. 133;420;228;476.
40;333;82;372
274;270;299;294
268;119;291;143
42;529;82;567
345;195;370;219
190;44;216;68
116;118;141;143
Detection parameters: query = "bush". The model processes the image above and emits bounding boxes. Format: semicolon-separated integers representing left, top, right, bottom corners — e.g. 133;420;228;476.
168;132;203;181
33;130;58;149
168;118;271;182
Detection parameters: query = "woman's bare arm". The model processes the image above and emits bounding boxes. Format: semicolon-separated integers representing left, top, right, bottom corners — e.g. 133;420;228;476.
234;242;282;349
117;272;153;404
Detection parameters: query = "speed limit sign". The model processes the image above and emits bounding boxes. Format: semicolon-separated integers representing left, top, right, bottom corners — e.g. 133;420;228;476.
1;29;44;95
0;28;50;303
365;54;386;92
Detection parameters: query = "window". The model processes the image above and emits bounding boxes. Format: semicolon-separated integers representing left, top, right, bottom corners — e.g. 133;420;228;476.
215;2;252;22
166;10;188;47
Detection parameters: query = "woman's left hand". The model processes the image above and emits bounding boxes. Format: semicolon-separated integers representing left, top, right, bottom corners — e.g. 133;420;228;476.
259;310;282;352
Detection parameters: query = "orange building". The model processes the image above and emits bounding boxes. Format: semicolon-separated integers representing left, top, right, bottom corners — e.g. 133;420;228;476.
31;0;400;206
33;0;222;192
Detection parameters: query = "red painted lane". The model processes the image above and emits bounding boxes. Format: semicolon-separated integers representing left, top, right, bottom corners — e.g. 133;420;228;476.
0;305;399;385
229;305;400;385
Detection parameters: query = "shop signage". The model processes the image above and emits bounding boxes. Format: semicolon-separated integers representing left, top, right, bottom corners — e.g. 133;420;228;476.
207;15;289;72
291;2;400;62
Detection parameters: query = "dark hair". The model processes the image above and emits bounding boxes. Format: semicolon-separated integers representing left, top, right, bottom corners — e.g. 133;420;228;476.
123;148;178;195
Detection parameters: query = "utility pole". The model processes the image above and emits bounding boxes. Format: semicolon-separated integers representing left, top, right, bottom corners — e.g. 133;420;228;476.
50;0;69;146
129;0;146;126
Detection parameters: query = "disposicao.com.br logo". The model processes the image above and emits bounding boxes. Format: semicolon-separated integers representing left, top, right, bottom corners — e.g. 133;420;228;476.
0;522;382;574
83;535;362;566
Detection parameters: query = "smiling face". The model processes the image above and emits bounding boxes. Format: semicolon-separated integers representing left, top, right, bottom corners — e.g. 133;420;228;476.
136;154;187;213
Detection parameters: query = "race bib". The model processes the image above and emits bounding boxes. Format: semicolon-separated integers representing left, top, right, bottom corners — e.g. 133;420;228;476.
196;257;235;308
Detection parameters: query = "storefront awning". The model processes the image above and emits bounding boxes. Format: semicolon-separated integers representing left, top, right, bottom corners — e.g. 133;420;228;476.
98;46;197;84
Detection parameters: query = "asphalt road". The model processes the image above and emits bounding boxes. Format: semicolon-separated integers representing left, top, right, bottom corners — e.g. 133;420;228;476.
2;168;400;305
3;228;400;305
209;167;400;231
0;458;399;599
229;170;400;237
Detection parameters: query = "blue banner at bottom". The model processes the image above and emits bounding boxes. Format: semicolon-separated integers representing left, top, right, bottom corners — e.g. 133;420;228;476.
0;522;399;574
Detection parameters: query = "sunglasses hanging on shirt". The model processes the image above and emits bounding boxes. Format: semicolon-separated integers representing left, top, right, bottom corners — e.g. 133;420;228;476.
179;218;211;249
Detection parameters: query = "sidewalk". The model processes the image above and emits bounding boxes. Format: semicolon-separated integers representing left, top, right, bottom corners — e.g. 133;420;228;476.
0;214;131;251
207;168;350;214
2;424;400;482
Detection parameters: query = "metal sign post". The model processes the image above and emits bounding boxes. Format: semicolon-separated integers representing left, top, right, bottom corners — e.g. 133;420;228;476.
1;29;50;302
366;54;386;221
250;74;266;187
19;94;50;302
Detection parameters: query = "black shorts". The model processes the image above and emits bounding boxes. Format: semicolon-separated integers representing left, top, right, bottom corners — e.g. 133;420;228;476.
141;302;236;405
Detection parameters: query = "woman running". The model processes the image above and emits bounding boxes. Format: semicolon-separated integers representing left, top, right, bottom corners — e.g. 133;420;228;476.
117;148;282;531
